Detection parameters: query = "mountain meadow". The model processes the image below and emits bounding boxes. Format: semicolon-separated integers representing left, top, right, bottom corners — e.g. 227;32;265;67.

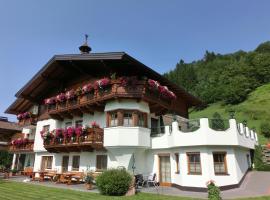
164;41;270;144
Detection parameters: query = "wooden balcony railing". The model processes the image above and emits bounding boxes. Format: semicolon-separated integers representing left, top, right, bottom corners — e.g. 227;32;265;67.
44;80;173;120
43;128;104;153
18;117;37;127
8;139;34;153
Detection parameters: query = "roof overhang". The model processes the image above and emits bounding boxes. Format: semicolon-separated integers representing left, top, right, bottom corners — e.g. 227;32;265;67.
6;52;202;114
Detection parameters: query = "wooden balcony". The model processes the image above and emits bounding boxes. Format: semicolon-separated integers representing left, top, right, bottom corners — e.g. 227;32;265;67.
8;139;34;153
43;128;104;153
44;80;174;120
18;117;37;127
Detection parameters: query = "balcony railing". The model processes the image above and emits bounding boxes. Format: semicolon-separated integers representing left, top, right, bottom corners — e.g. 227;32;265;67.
44;80;174;119
8;139;34;152
43;128;104;153
18;117;37;127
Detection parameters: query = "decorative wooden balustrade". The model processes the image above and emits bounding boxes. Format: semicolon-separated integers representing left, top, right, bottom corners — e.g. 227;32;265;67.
43;128;104;153
8;139;34;153
18;117;37;126
45;80;174;120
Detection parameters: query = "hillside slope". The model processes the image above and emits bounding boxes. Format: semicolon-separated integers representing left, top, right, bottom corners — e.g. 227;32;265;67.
189;83;270;144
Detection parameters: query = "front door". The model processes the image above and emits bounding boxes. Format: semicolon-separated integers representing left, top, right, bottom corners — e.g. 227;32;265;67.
62;156;69;172
159;155;171;186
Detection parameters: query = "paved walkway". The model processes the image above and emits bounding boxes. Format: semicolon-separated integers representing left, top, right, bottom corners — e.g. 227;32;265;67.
2;171;270;199
142;171;270;199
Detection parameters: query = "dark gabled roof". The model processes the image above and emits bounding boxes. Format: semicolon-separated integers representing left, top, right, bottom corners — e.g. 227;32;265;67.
0;120;22;132
5;52;202;114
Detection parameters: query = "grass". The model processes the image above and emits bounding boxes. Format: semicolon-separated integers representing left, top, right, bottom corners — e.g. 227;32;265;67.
190;83;270;144
0;180;197;200
0;180;270;200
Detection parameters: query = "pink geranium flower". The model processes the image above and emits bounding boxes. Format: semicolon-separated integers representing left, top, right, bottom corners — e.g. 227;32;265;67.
44;97;56;105
56;93;66;102
55;128;63;138
91;121;100;128
148;79;160;90
94;78;110;90
67;127;75;138
75;127;83;137
65;89;75;100
82;83;93;94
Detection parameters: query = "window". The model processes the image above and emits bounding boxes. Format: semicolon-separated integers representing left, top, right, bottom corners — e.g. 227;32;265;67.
43;125;50;132
187;152;201;174
123;112;132;126
138;113;145;127
75;120;83;128
213;152;227;175
175;153;180;174
72;156;80;171
110;112;118;127
41;156;53;170
65;122;72;128
96;155;107;171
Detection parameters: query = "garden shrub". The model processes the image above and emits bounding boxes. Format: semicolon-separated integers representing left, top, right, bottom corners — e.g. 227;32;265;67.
211;112;225;130
207;180;221;200
260;122;270;138
96;169;132;196
254;145;270;171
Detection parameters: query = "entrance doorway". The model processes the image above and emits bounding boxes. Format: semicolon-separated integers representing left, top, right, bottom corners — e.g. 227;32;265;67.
159;155;171;186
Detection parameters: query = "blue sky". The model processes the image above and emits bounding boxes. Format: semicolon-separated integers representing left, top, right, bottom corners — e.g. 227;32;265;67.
0;0;270;121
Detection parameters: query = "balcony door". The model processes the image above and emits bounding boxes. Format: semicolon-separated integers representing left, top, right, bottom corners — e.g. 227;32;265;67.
62;156;69;172
159;155;171;186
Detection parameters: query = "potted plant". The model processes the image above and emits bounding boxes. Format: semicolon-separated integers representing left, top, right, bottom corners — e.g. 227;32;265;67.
11;169;18;176
85;174;94;190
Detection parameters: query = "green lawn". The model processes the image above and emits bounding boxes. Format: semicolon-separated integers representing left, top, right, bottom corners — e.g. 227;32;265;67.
190;83;270;144
0;180;270;200
0;180;196;200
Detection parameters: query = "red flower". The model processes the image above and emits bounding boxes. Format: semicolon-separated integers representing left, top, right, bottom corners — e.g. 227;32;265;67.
44;97;56;105
17;114;23;120
91;121;100;128
56;93;66;102
55;128;63;138
65;89;75;100
75;127;83;137
67;127;75;137
17;112;32;120
63;129;68;138
148;79;160;90
82;83;93;94
94;78;110;90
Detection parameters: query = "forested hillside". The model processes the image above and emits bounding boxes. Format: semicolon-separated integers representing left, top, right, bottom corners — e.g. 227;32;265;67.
189;83;270;144
164;41;270;105
164;41;270;144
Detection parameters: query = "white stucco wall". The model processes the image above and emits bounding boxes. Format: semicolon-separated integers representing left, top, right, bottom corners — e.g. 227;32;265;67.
147;146;250;188
34;150;108;173
104;127;150;147
105;99;150;113
151;119;257;150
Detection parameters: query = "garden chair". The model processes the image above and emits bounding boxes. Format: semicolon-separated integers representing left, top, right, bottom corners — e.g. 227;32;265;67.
143;173;158;188
135;174;144;189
